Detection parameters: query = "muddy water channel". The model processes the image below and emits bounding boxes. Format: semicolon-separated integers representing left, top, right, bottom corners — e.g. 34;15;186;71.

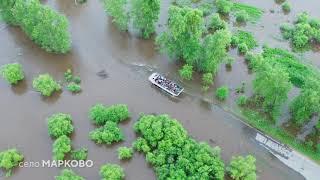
2;0;320;179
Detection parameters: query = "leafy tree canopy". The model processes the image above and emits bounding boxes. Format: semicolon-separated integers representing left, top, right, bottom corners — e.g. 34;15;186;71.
52;135;72;160
0;63;24;85
47;113;74;138
89;121;124;144
32;74;61;96
0;149;24;177
100;164;125;180
89;104;130;125
55;169;84;180
227;155;256;180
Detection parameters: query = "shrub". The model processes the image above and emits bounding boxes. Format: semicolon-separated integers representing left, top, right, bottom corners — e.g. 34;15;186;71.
0;63;24;85
236;95;248;106
102;0;128;31
89;121;124;144
89;104;130;125
215;86;229;101
235;10;249;23
117;147;133;160
233;30;257;50
282;2;291;12
11;0;71;53
202;73;214;91
215;0;233;15
209;13;227;31
238;43;249;54
0;0;17;24
55;169;84;180
199;2;214;16
64;69;73;82
0;149;24;177
52;135;71;160
225;56;234;68
73;76;81;84
280;23;293;39
71;148;88;160
100;164;125;180
179;64;193;80
32;74;61;96
47;113;74;138
227;155;256;180
134;114;225;179
67;82;81;93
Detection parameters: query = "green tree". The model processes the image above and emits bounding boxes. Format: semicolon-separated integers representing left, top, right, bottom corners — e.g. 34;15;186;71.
235;10;249;23
89;121;124;144
202;73;213;91
236;95;248;106
156;6;203;64
209;13;227;31
71;148;88;160
131;0;160;38
89;104;130;125
100;164;125;180
32;74;61;96
55;169;84;180
47;113;74;138
227;155;256;180
134;114;225;179
179;64;193;80
0;63;24;85
102;0;128;31
290;79;320;125
253;64;292;119
117;147;133;160
198;29;231;74
215;0;233;15
215;86;229;101
67;82;81;93
282;2;291;12
0;0;18;24
0;149;24;177
52;135;71;160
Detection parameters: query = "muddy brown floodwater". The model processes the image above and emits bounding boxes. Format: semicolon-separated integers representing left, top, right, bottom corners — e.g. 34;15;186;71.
1;0;320;179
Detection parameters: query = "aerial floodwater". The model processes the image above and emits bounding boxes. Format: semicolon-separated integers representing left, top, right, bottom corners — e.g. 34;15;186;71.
0;0;320;179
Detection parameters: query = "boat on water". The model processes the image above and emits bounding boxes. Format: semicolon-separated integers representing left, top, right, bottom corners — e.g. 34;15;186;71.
148;73;184;97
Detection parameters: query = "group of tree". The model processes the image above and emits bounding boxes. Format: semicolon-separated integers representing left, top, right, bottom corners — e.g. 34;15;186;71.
0;149;24;177
89;104;129;144
156;5;232;90
280;12;320;51
0;0;71;53
0;63;24;85
133;114;225;179
102;0;160;38
64;69;82;93
47;113;87;160
33;74;61;96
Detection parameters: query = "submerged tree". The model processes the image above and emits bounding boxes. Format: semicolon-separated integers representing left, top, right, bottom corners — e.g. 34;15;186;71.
100;164;125;180
156;6;204;65
89;121;124;144
47;113;74;138
0;63;24;85
0;0;17;24
52;135;72;160
227;155;256;180
32;74;61;96
102;0;128;31
0;149;24;177
131;0;160;38
179;64;193;80
253;63;292;120
55;169;84;180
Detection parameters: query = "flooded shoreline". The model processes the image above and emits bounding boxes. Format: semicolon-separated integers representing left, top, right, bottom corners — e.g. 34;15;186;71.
1;0;320;179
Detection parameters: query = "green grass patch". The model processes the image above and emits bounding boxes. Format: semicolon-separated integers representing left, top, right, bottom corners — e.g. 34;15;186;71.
262;47;320;87
240;108;320;162
232;3;263;22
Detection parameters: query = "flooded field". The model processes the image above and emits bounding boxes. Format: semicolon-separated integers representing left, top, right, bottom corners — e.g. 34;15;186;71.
1;0;320;179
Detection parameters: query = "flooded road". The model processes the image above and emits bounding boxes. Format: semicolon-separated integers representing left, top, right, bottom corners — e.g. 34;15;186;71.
1;0;320;179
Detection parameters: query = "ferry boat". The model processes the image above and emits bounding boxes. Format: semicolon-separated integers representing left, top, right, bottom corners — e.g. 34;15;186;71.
148;73;184;97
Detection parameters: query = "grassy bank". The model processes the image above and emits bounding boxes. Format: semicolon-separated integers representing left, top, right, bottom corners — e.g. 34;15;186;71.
239;108;320;163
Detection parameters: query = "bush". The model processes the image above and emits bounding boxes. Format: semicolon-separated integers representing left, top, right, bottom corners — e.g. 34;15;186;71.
235;10;249;23
215;86;229;101
52;135;71;160
232;30;257;50
0;149;24;177
202;73;214;91
67;82;81;93
209;13;227;31
215;0;233;15
55;169;84;180
47;113;74;138
225;56;234;68
102;0;128;31
238;43;249;54
117;147;133;160
89;104;130;125
71;148;88;160
0;0;18;24
236;95;248;106
73;76;81;84
134;114;225;179
0;63;24;85
64;69;73;82
282;2;291;12
179;64;193;80
227;155;256;180
33;74;61;96
100;164;125;180
11;0;71;53
89;121;124;144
